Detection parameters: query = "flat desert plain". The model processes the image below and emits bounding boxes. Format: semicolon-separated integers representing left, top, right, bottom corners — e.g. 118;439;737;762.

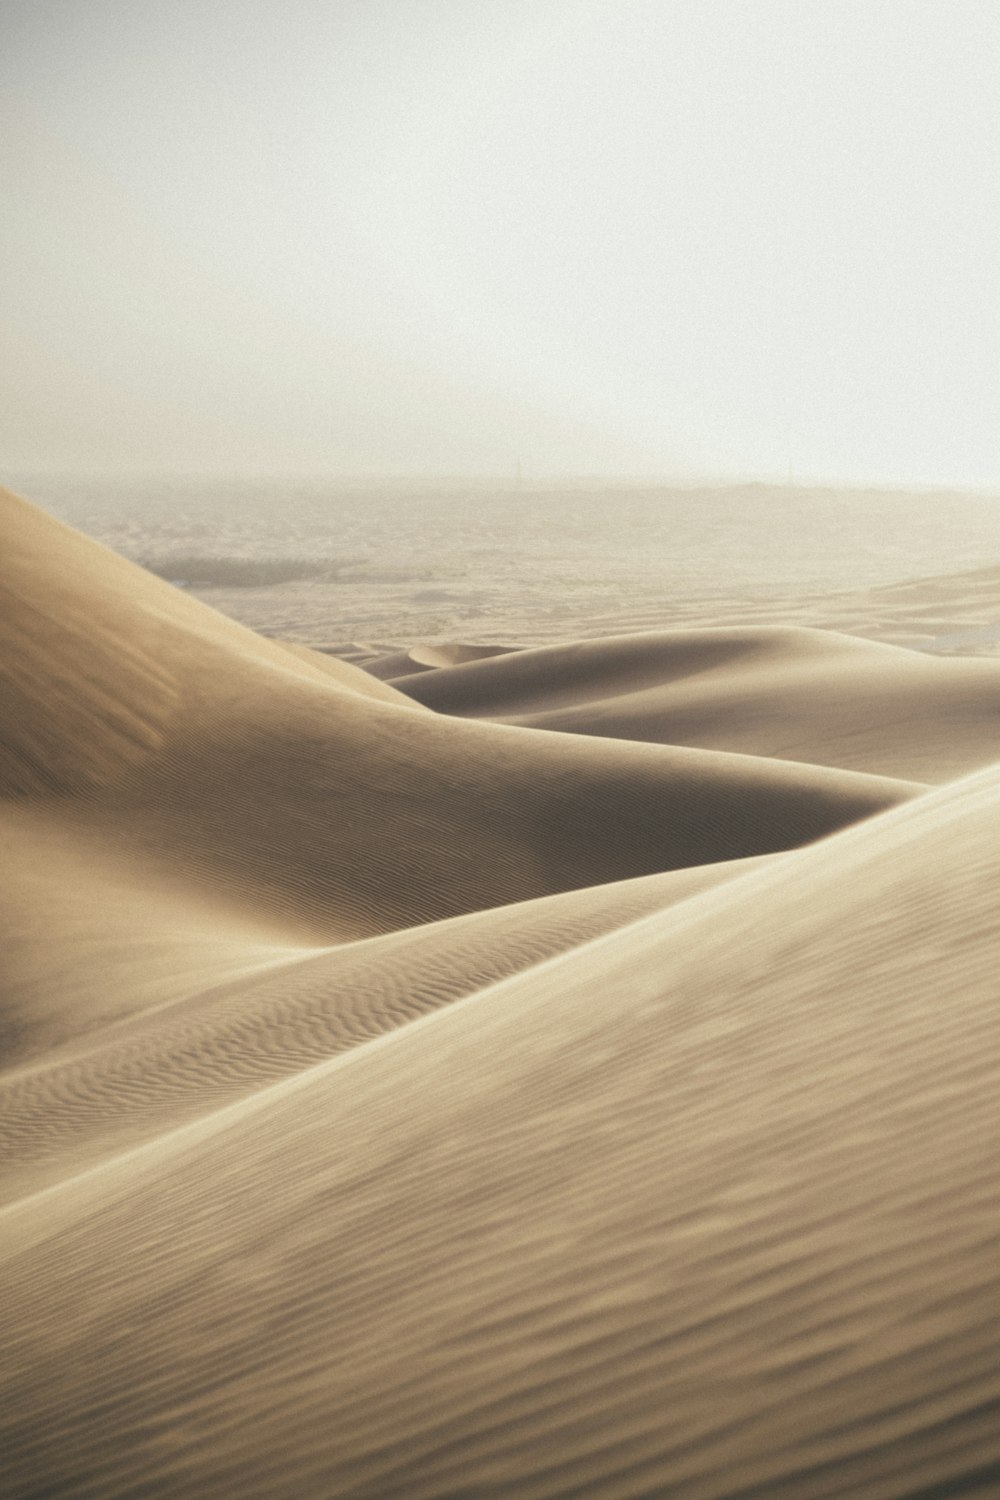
5;481;1000;1498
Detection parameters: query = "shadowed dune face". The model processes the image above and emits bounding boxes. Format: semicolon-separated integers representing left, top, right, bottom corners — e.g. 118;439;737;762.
5;483;1000;1496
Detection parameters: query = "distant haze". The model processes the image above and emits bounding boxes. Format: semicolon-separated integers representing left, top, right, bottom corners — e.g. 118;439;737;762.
2;0;999;485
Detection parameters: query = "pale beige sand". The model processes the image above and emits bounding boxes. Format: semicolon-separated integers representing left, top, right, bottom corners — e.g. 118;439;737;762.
4;483;1000;1497
6;768;1000;1497
360;642;521;679
0;855;774;1207
387;627;1000;781
566;559;1000;655
143;506;1000;656
0;486;912;996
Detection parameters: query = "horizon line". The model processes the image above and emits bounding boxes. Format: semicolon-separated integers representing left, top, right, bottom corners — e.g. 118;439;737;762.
5;467;1000;498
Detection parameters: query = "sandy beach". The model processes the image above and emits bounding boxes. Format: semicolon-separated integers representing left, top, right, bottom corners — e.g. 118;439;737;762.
4;480;1000;1496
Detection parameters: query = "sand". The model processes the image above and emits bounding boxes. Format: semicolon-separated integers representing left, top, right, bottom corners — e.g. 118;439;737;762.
4;482;1000;1497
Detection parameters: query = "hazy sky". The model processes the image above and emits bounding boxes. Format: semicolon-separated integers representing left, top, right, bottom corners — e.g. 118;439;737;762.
3;0;999;483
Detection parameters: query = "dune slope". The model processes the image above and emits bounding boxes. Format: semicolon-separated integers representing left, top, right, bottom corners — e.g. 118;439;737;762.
390;627;1000;781
1;486;915;1064
6;485;1000;1497
0;854;774;1206
5;764;1000;1497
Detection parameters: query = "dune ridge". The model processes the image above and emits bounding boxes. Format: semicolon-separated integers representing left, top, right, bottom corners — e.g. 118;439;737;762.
388;627;1000;782
4;483;1000;1497
1;486;914;1034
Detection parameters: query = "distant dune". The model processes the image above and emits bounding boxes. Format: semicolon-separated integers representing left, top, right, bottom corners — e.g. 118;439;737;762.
4;483;1000;1497
385;626;1000;781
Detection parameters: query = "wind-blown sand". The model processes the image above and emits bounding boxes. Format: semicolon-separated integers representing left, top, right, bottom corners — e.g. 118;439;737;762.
4;482;1000;1497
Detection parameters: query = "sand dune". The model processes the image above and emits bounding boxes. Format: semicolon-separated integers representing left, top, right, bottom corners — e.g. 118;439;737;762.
6;762;1000;1497
389;627;1000;782
0;485;912;953
360;641;520;679
5;483;1000;1496
0;855;775;1207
